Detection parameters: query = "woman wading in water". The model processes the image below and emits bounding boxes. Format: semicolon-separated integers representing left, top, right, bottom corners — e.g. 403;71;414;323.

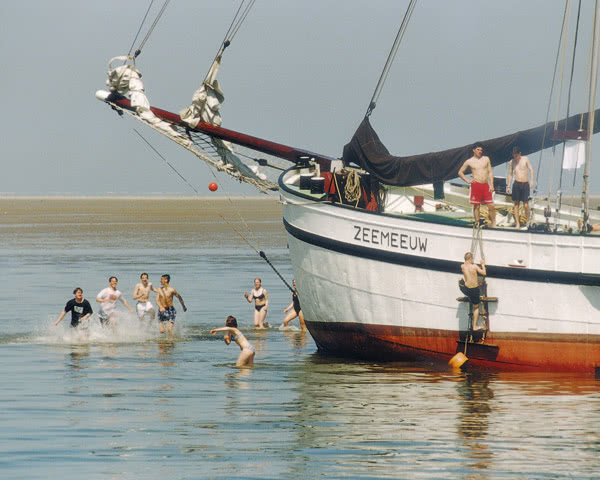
211;316;255;367
244;277;269;328
282;280;306;330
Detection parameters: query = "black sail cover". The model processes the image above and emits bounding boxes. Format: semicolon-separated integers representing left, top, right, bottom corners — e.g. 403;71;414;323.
342;110;600;187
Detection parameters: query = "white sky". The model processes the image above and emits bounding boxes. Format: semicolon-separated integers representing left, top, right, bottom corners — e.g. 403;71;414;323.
2;0;599;196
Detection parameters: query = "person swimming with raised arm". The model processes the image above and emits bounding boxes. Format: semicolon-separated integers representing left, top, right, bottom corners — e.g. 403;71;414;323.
244;277;269;328
210;315;255;367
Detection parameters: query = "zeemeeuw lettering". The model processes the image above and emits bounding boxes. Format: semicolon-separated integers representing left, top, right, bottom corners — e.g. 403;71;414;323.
353;225;427;252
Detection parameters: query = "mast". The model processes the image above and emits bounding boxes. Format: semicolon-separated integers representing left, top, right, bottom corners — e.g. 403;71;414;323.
583;0;600;221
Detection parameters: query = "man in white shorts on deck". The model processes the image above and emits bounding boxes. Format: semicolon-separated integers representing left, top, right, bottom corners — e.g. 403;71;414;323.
133;272;156;321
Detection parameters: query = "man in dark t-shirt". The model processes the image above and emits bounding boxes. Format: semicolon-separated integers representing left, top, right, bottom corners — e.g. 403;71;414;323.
54;287;93;328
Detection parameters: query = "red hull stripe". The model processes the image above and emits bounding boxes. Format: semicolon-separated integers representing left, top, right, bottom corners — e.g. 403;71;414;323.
305;321;600;372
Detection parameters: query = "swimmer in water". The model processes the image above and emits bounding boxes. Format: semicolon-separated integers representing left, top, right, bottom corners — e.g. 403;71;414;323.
282;280;306;330
243;277;269;328
210;315;255;367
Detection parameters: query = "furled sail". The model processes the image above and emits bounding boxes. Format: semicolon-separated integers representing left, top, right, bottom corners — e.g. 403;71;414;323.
343;111;600;187
179;55;263;182
106;56;185;140
103;55;276;191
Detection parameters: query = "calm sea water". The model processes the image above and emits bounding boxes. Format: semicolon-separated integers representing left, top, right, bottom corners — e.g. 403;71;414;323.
2;199;600;480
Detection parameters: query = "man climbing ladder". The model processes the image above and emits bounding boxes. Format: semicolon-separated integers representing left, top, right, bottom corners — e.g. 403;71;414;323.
460;251;487;331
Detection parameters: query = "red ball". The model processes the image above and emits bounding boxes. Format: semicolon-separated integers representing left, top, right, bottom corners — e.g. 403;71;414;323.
208;182;218;192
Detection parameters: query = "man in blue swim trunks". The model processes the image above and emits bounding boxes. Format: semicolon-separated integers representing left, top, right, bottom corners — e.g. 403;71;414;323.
507;146;534;229
156;274;187;337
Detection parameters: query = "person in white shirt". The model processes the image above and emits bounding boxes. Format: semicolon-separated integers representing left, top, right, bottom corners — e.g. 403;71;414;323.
96;276;134;326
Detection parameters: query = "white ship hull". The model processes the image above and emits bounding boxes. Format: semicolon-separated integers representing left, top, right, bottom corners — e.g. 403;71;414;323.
281;177;600;372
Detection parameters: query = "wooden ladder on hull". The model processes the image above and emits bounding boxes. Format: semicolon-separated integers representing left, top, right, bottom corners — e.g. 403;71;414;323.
451;276;499;368
456;276;497;345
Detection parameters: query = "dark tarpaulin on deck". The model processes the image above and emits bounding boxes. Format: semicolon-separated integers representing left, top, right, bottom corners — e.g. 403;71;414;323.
342;110;600;187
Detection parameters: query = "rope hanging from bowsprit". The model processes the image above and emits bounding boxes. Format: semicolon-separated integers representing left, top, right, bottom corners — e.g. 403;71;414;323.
259;252;294;293
470;223;486;263
134;128;294;293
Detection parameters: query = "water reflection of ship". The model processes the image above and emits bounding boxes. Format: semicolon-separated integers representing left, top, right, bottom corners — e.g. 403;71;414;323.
289;358;600;477
281;329;308;351
456;372;494;475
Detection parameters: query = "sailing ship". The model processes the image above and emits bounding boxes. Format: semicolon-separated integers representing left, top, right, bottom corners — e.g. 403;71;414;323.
97;2;600;372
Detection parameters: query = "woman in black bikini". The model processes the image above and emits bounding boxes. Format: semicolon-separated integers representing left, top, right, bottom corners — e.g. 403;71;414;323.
282;280;306;330
244;277;269;328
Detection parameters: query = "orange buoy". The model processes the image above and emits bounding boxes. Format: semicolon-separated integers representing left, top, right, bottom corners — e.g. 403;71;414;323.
448;351;468;368
208;182;218;192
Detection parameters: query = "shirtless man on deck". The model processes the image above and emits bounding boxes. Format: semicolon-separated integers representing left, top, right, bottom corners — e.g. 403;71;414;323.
133;272;156;321
156;274;187;337
506;146;534;229
458;142;496;228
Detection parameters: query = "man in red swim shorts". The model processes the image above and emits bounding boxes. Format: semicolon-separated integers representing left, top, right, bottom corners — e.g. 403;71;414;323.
458;142;496;227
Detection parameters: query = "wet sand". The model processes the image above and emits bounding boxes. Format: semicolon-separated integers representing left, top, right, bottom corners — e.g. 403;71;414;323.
0;196;286;249
0;196;282;224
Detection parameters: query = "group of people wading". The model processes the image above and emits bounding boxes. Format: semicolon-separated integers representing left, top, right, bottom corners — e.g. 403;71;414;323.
54;275;306;367
54;273;187;337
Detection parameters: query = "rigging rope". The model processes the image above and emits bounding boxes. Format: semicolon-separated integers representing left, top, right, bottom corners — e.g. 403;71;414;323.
581;1;600;222
536;0;570;203
134;128;293;291
211;0;256;62
134;128;261;254
127;0;171;59
133;129;200;194
558;0;583;198
546;0;572;204
470;224;485;263
226;0;256;44
365;0;417;117
137;0;171;56
127;0;157;58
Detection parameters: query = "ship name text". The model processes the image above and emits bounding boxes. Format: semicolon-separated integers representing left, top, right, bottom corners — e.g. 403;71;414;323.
353;226;427;252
